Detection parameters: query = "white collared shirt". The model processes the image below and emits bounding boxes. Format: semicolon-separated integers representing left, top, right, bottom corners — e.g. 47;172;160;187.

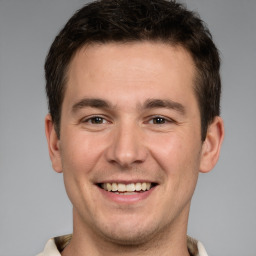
37;235;208;256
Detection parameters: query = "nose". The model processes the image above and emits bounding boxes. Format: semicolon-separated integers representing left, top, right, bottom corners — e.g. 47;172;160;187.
105;122;147;168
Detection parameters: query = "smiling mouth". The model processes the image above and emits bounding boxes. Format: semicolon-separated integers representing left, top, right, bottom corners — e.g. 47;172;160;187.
98;182;157;195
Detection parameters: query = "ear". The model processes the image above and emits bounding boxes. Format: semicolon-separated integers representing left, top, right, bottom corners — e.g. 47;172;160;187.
45;114;63;173
199;116;224;173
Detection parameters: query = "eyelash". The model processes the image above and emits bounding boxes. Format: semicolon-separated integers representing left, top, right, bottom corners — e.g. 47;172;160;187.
147;115;175;125
82;116;109;124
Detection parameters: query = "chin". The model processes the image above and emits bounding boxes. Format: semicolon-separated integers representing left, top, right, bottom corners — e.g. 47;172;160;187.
101;229;156;246
96;217;162;246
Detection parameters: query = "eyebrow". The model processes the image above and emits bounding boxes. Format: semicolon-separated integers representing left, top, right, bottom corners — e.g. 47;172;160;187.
142;99;185;114
72;98;112;113
71;97;185;115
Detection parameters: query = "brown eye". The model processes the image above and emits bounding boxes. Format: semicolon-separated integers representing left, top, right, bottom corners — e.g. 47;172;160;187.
152;117;166;124
83;116;107;124
90;117;104;124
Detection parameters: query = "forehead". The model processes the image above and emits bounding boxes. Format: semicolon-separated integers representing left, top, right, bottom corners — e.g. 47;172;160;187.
70;42;195;75
64;41;197;108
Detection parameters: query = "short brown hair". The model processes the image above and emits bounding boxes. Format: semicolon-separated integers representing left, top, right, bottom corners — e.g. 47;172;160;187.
45;0;221;141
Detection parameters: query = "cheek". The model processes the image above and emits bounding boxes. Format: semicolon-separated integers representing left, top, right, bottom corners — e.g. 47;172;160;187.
59;130;110;207
59;135;99;212
60;130;107;174
148;133;197;170
149;133;201;189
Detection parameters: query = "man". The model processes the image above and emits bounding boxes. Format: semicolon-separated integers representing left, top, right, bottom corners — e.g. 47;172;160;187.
38;0;224;255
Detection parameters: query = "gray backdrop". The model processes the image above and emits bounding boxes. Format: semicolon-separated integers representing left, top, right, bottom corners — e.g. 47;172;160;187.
0;0;255;255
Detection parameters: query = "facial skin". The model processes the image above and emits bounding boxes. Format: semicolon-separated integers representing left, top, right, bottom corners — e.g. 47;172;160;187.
46;42;224;256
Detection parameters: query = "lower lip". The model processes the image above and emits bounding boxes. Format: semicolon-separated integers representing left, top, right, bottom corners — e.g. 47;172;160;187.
97;186;157;204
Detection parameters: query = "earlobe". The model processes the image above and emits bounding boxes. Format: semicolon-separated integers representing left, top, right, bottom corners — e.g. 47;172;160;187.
199;116;224;173
45;114;63;173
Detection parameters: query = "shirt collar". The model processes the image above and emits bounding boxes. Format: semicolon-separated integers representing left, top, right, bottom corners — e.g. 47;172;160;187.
39;234;208;256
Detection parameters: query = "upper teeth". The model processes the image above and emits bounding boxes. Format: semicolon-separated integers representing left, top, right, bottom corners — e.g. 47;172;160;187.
101;182;151;192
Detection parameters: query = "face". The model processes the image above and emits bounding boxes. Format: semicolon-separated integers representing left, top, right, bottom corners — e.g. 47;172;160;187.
46;42;223;245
